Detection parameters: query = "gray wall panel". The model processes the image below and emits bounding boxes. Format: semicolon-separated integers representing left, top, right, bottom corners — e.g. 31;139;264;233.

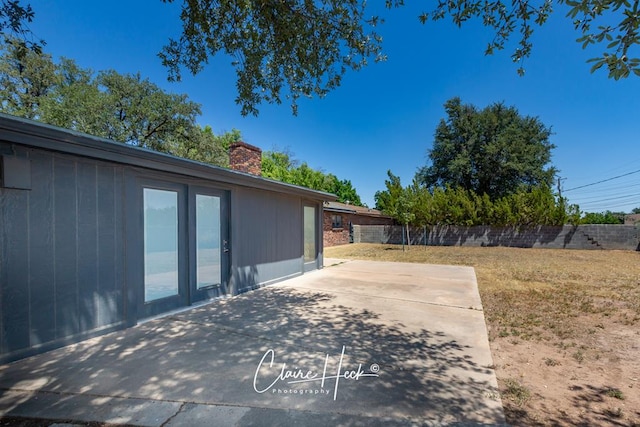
77;162;98;332
96;165;117;326
1;147;128;362
231;188;305;292
2;185;30;353
53;157;80;338
96;166;125;326
28;151;56;346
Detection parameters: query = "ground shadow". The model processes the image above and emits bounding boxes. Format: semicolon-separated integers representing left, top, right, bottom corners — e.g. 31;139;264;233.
0;284;504;425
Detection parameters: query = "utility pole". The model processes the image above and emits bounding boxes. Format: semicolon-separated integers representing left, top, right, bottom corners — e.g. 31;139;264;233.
557;177;566;198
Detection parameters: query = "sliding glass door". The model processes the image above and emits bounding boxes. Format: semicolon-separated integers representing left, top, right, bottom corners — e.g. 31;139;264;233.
141;182;229;317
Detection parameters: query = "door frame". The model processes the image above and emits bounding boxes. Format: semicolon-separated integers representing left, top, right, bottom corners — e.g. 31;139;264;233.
303;202;321;272
188;186;230;303
138;180;189;319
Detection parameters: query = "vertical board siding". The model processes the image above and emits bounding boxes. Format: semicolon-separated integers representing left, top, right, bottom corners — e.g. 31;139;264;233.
2;145;31;353
54;157;80;338
0;148;126;360
77;161;99;332
232;188;303;291
101;166;124;325
1;176;30;353
28;151;56;346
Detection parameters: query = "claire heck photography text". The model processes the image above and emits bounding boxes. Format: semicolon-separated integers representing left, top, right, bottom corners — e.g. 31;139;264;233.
253;346;380;400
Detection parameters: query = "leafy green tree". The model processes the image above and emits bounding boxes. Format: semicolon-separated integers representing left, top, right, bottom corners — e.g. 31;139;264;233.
160;0;386;116
581;211;625;224
162;0;640;115
418;97;556;200
422;1;640;80
5;1;640;117
1;0;44;52
262;150;363;205
328;176;363;206
261;150;297;182
39;58;112;136
170;126;239;167
376;170;575;226
0;38;57;118
632;207;640;214
0;37;233;167
92;70;201;151
375;171;416;246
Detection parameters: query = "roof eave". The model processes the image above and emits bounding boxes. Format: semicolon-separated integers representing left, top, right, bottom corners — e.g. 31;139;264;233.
0;114;337;201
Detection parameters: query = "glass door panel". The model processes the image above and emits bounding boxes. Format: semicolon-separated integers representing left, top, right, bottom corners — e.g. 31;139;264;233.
196;194;221;289
190;187;229;303
144;188;179;302
303;205;317;263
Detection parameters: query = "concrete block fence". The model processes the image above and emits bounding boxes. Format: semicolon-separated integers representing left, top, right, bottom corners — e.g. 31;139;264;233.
352;224;640;251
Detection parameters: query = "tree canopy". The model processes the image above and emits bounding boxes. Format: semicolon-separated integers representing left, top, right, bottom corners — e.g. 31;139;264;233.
0;37;237;167
418;97;556;200
375;171;577;227
261;150;363;205
0;0;43;51
160;0;640;115
3;1;640;115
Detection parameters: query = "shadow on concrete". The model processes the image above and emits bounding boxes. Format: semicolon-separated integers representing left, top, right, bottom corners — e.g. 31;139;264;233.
0;284;503;425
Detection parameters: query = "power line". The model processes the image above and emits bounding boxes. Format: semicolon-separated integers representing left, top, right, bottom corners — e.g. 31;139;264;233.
569;185;640;201
567;181;640;195
564;169;640;192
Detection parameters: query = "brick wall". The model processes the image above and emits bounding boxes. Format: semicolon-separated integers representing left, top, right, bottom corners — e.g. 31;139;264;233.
229;141;262;175
323;211;394;247
353;224;640;251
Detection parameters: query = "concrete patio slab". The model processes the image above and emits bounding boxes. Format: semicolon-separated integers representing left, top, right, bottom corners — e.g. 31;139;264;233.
0;260;505;426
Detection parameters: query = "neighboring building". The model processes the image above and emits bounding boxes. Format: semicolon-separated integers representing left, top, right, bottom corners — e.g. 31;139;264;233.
0;114;335;363
323;201;393;247
625;214;640;225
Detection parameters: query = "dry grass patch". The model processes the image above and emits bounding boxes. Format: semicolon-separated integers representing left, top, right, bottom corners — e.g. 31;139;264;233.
325;243;640;426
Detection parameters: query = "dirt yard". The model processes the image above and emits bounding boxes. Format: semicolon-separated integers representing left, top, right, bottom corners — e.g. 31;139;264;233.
324;243;640;426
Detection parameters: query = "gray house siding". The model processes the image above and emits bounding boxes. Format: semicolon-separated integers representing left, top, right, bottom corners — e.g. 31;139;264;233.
1;145;127;361
231;188;307;293
0;114;332;363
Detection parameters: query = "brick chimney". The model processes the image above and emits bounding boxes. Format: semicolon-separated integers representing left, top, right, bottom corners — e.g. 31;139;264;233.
229;141;262;176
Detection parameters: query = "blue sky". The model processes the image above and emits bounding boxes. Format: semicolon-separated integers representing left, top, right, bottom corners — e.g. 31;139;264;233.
28;1;640;212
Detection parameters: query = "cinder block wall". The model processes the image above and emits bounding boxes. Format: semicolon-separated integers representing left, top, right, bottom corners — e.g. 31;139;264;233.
353;225;640;250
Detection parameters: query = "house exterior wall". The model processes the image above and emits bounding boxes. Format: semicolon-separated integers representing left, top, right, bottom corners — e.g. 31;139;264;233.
0;115;330;363
0;144;127;362
231;187;321;293
323;211;394;247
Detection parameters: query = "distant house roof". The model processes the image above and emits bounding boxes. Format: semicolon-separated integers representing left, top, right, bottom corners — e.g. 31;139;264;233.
323;201;390;218
0;113;337;202
624;214;640;225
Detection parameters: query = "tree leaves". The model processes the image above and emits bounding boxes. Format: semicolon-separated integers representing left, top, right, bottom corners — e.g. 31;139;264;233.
0;37;233;167
375;176;574;226
425;0;640;79
261;149;364;205
160;0;386;116
418;97;556;200
0;0;44;52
